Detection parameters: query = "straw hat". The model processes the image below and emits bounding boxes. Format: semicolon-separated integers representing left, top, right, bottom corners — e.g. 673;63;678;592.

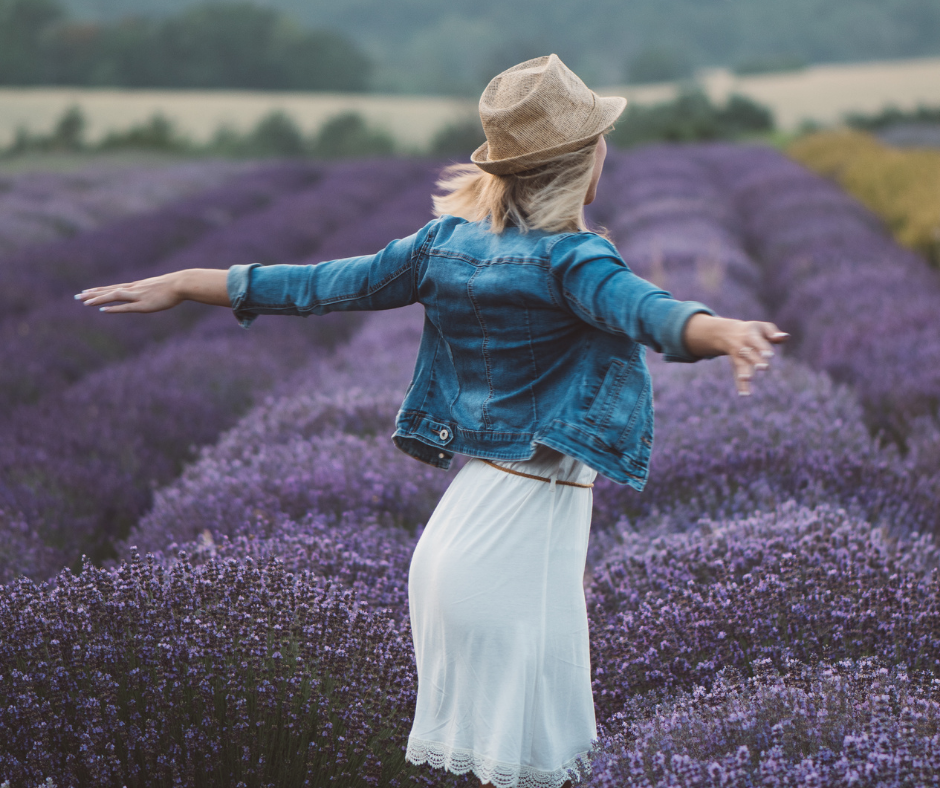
471;54;627;175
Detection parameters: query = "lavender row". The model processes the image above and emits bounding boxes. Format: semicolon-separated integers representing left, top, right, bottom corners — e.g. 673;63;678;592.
0;552;423;787
590;353;940;541
122;305;446;561
587;502;940;714
696;142;940;437
0;160;248;255
0;159;432;412
0;163;442;582
589;656;940;788
0;314;347;583
6;504;936;786
0;161;321;319
590;147;766;321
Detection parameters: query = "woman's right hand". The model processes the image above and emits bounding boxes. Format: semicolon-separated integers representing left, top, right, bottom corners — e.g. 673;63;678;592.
75;269;230;313
683;313;790;396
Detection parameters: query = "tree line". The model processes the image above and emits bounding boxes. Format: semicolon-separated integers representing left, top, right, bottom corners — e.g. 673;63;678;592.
0;0;371;91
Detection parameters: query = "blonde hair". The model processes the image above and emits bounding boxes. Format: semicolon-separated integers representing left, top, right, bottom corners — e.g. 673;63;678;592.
433;139;600;234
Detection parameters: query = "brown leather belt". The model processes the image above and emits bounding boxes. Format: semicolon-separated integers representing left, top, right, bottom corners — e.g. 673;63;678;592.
479;458;594;488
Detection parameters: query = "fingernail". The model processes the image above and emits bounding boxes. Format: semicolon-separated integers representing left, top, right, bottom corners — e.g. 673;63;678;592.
738;390;751;397
761;350;774;358
99;307;108;312
773;332;789;338
73;294;82;300
756;362;769;370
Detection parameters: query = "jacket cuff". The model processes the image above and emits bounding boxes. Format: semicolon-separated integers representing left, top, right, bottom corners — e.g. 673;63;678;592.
227;263;262;328
661;300;717;363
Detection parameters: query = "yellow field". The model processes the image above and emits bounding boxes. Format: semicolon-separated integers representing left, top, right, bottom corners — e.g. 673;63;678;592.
788;129;940;266
2;56;939;149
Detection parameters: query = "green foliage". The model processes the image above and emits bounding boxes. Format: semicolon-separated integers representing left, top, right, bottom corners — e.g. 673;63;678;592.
36;0;940;94
242;110;307;157
846;104;940;131
98;113;190;151
626;47;692;84
3;106;401;160
0;0;371;91
428;118;485;157
607;89;774;149
310;112;394;159
0;0;65;84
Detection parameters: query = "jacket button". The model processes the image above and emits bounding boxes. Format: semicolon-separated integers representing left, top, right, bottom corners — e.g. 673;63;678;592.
439;428;449;441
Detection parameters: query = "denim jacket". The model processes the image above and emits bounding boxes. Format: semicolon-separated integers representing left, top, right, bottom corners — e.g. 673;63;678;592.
227;215;715;489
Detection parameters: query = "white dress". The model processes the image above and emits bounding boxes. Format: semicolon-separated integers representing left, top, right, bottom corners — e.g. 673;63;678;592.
405;444;598;788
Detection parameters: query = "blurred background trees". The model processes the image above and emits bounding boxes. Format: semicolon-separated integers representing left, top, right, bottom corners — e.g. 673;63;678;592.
0;0;371;91
3;0;940;94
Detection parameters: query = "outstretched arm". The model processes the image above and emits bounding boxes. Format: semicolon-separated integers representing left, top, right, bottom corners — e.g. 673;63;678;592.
683;312;789;396
76;269;229;312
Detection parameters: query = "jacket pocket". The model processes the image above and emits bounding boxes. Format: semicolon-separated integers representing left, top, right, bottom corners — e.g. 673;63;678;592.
584;356;652;459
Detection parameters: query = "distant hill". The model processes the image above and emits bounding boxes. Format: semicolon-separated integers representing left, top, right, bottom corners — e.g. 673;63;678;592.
56;0;940;95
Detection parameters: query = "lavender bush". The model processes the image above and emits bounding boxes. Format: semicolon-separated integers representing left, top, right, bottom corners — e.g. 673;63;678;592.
588;657;940;788
0;159;430;412
0;162;321;318
0;550;422;787
591;355;940;540
0;320;338;581
694;143;940;438
591;147;765;320
588;503;940;715
0;160;441;582
124;306;449;560
0;160;248;254
2;144;940;786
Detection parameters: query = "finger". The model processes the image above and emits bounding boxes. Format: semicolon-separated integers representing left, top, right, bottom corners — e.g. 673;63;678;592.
75;283;136;301
98;302;146;313
760;322;790;344
748;326;782;364
731;355;753;396
736;344;769;371
84;289;140;306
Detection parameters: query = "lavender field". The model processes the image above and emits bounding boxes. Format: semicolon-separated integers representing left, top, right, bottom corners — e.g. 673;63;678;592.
1;146;939;787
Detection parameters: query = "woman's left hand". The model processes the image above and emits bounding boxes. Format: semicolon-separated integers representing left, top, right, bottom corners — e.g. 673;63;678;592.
683;313;790;395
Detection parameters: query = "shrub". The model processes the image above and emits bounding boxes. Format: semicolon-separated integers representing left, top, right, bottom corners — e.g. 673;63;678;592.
0;550;421;787
607;90;773;149
589;657;940;787
697;141;940;437
428;119;485;157
588;503;940;717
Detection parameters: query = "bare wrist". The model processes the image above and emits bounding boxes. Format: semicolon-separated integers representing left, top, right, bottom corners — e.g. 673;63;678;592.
169;270;191;302
683;313;729;357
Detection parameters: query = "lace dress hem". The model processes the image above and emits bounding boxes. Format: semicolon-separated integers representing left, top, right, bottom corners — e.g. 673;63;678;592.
406;737;592;788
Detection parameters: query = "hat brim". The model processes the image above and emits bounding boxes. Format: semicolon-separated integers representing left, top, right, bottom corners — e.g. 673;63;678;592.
471;95;626;175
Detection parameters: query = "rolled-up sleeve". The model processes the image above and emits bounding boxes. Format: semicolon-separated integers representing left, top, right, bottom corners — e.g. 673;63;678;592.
551;233;716;362
227;219;436;328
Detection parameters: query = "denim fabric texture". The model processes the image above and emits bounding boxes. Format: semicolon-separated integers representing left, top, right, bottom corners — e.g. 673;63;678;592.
227;215;715;488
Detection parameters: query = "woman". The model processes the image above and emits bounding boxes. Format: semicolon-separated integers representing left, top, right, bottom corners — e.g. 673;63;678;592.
77;55;787;788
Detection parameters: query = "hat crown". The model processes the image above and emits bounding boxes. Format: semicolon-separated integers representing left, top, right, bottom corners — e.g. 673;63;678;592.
471;54;626;175
479;55;597;161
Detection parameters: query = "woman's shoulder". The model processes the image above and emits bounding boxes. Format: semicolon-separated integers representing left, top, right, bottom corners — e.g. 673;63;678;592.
545;228;621;259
